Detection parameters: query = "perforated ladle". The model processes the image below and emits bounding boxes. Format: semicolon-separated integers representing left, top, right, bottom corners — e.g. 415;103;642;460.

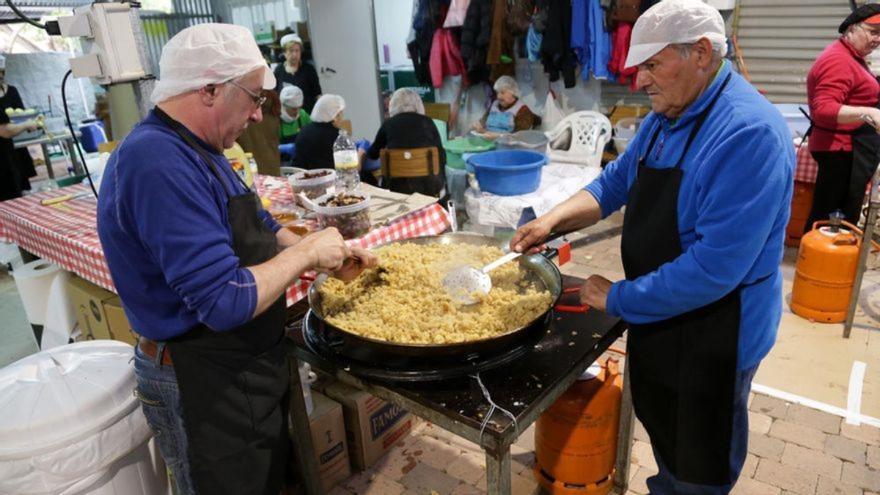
442;231;570;305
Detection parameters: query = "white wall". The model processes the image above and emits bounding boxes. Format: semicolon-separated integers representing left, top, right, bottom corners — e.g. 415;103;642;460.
213;0;301;32
374;0;414;67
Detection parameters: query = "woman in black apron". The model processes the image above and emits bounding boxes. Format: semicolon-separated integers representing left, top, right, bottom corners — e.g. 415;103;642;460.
0;79;37;199
152;107;290;495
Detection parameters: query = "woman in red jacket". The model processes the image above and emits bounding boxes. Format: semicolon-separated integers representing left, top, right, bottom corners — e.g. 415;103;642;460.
806;4;880;229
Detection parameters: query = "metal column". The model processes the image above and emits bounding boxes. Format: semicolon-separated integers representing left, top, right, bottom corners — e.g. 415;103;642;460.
843;166;880;338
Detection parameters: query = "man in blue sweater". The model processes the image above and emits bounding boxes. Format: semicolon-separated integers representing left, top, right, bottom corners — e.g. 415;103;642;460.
97;24;375;495
512;1;793;493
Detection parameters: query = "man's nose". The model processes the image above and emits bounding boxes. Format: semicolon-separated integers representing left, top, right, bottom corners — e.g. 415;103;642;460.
635;70;652;91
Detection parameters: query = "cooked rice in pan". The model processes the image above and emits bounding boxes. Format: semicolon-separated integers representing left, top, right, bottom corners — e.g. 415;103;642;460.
318;242;554;344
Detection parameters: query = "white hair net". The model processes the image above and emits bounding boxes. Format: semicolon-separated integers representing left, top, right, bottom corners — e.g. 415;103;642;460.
388;88;425;116
280;85;304;108
280;33;303;49
493;76;519;97
0;55;6;70
625;0;728;69
151;23;275;105
311;94;345;123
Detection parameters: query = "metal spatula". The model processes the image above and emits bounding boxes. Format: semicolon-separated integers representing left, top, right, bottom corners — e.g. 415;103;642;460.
442;231;569;305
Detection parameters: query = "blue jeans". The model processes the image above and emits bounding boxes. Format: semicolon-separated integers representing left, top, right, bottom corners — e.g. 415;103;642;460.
645;365;759;495
133;343;196;495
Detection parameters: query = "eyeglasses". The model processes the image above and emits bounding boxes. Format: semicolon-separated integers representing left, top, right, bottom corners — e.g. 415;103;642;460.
227;79;268;108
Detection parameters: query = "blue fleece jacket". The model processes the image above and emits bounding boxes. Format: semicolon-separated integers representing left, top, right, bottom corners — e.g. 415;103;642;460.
96;111;280;340
584;62;794;370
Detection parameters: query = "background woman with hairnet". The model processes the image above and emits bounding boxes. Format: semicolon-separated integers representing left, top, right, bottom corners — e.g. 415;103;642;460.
279;85;310;144
472;75;540;137
294;94;361;169
273;33;321;113
366;88;446;196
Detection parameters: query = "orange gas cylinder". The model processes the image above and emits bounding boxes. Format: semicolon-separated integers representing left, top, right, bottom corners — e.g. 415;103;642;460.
785;181;815;247
791;219;878;322
534;357;622;495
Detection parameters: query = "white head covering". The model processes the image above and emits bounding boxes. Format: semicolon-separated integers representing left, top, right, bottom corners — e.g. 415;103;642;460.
311;94;345;123
280;85;304;123
280;85;304;108
150;23;275;105
0;55;6;70
388;88;425;116
493;75;519;97
280;33;303;49
624;0;728;69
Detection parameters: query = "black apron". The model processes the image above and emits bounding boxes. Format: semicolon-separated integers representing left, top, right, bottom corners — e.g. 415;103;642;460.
154;108;290;495
621;74;742;485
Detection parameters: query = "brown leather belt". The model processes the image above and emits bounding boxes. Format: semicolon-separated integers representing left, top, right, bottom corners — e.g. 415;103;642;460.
138;337;173;366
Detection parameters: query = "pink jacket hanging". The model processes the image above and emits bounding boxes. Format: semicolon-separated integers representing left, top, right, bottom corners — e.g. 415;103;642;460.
430;28;469;88
608;22;638;91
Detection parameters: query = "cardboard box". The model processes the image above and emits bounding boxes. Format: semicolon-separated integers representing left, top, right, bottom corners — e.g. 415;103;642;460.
67;276;115;341
608;104;650;127
291;392;351;491
67;277;137;345
323;382;413;470
104;296;139;346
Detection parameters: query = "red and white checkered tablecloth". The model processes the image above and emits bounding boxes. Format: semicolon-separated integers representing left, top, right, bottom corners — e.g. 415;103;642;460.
795;141;818;184
0;175;452;306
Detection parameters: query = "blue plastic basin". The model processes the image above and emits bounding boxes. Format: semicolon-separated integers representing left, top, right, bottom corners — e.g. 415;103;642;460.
466;150;546;196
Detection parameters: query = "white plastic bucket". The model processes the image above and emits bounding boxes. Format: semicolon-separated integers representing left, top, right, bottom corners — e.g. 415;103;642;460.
0;341;168;495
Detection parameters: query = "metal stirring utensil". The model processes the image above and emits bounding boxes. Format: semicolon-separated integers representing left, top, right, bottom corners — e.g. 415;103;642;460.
442;231;570;305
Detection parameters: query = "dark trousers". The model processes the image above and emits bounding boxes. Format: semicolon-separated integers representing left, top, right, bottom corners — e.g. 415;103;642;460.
804;151;858;232
645;365;759;494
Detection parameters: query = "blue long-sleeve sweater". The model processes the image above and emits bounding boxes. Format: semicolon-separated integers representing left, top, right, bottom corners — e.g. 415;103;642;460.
97;111;281;340
584;62;794;370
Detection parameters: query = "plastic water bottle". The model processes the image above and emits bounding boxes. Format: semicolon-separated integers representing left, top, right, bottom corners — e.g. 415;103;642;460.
333;130;360;192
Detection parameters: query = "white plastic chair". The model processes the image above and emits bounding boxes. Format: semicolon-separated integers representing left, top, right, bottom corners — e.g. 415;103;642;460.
545;111;612;168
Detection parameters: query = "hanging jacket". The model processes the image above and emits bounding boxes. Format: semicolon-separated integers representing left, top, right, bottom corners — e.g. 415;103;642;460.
487;0;515;81
460;0;494;84
540;0;577;88
444;0;470;27
571;0;614;81
608;21;638;90
409;0;446;85
430;28;469;87
508;0;536;36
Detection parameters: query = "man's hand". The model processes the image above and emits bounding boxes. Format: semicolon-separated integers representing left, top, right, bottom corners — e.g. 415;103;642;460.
580;275;613;312
333;246;378;282
297;228;350;272
510;216;555;254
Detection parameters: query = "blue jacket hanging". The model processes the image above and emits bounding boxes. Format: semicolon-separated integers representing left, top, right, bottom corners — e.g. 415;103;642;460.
571;0;614;81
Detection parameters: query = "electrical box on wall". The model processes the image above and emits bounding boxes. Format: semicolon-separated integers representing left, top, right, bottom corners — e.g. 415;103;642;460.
58;3;147;84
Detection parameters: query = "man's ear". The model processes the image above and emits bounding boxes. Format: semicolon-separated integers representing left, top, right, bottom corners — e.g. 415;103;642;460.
199;85;218;106
694;38;714;69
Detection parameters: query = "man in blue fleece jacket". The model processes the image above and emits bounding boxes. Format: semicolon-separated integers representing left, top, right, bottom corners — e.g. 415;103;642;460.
512;1;793;493
96;24;375;495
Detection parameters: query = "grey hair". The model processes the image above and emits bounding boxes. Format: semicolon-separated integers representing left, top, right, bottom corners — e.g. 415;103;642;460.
388;87;425;117
672;41;724;60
